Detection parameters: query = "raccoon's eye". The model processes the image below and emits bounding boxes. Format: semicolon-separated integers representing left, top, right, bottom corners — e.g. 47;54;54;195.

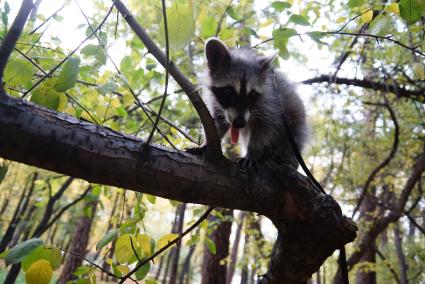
210;86;237;107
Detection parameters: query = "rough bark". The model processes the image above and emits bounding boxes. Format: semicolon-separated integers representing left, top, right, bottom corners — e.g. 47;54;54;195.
0;94;356;282
58;195;98;284
201;208;233;284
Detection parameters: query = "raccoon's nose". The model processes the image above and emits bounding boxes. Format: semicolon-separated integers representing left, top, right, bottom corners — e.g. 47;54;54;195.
233;117;246;128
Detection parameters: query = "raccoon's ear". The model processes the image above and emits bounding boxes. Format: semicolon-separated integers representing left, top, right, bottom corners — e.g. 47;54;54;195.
205;38;230;70
258;53;277;71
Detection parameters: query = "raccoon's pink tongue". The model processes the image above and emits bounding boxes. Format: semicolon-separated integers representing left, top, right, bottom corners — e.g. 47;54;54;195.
230;125;239;144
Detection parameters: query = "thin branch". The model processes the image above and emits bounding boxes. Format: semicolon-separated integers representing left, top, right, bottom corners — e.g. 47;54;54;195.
352;102;399;217
29;2;66;35
119;207;214;283
215;0;234;36
405;213;425;235
0;0;33;88
113;0;222;160
22;2;116;98
324;31;425;57
145;0;170;147
301;75;425;103
375;248;401;284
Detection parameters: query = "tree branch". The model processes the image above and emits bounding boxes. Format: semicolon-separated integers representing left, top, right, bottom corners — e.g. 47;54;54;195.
113;0;222;160
301;75;425;103
0;94;356;283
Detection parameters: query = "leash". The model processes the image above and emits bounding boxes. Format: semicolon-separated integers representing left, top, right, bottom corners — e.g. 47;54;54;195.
273;72;350;284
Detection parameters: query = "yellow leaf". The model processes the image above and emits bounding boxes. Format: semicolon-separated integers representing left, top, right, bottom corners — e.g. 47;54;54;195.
115;234;134;263
360;10;373;23
413;63;425;80
157;234;178;251
336;16;347;23
25;259;53;284
117;265;130;276
136;234;151;257
386;3;400;14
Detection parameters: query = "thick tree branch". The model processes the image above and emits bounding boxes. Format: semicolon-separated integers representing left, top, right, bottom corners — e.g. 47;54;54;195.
113;0;222;160
301;75;425;103
0;94;356;283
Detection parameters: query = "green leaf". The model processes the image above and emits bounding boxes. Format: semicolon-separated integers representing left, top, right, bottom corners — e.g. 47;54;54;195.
289;14;309;26
368;14;392;36
160;2;195;49
96;81;118;95
5;238;43;265
31;84;67;111
96;229;119;251
145;194;156;204
272;30;290;59
80;44;101;57
307;31;329;46
271;1;291;12
399;0;423;25
135;261;151;280
136;234;152;257
227;7;239;20
201;16;218;38
206;238;216;254
273;28;297;39
22;246;62;271
54;57;80;92
4;57;34;86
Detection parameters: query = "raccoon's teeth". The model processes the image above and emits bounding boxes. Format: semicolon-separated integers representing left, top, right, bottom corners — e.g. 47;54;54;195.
230;125;239;144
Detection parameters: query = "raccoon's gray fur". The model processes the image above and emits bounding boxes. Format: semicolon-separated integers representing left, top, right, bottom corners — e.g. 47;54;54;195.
200;38;308;168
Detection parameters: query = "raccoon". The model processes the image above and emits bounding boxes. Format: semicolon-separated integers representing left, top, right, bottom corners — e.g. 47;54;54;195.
195;38;308;169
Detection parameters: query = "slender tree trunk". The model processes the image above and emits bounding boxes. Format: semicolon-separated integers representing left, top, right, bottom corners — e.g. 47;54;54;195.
393;223;408;284
155;255;165;280
355;191;377;284
162;251;173;283
226;211;246;284
240;229;249;284
0;172;37;252
169;203;187;284
201;208;233;284
9;203;36;248
58;193;98;284
178;244;196;284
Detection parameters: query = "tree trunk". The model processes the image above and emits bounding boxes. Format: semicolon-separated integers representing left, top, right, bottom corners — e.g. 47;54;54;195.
393;223;408;284
201;208;233;284
178;244;196;284
355;191;376;284
240;229;249;284
169;203;187;284
0;172;37;252
227;211;246;284
58;193;98;284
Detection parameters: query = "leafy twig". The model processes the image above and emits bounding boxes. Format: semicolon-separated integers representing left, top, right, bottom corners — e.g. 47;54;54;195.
22;2;116;98
118;207;214;283
0;0;33;90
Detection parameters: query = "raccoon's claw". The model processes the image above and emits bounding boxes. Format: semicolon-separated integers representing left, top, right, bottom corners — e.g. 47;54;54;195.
237;157;259;173
185;145;207;156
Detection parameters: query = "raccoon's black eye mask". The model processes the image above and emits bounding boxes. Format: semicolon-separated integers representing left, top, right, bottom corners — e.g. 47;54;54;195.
210;85;262;108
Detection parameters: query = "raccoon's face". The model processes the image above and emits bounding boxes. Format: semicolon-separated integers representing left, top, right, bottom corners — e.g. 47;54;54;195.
204;38;275;130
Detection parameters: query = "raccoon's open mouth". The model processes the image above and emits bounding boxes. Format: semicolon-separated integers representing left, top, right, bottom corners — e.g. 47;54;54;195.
230;124;240;144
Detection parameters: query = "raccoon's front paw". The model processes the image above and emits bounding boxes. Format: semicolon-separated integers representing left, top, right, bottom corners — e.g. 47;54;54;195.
185;145;207;156
237;157;259;173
